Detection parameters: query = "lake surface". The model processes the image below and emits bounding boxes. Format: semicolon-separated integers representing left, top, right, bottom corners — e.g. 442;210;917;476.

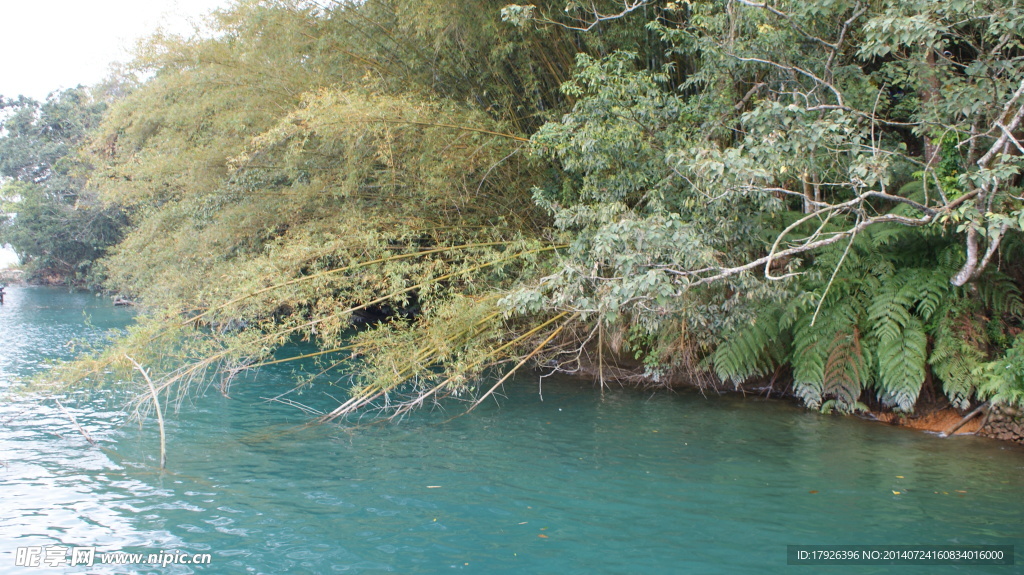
1;286;1022;574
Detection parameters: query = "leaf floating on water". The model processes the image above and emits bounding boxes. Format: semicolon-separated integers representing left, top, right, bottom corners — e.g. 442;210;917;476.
538;534;548;538
427;486;442;488
896;476;904;479
955;490;967;493
518;522;528;525
892;490;901;495
809;490;819;494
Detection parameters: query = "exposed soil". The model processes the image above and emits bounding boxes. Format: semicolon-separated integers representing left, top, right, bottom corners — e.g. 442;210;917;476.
871;408;982;435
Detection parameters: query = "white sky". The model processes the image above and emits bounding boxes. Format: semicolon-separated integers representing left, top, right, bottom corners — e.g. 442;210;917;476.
0;0;233;101
0;244;16;268
0;1;233;268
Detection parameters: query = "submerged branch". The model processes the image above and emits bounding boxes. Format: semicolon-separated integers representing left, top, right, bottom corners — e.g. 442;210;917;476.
128;356;167;469
467;312;579;414
322;311;576;422
53;399;97;447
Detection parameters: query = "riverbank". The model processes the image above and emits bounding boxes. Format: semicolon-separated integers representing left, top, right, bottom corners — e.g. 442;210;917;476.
0;267;64;286
868;404;1023;444
573;359;1024;446
0;268;25;284
0;267;97;288
11;279;1021;447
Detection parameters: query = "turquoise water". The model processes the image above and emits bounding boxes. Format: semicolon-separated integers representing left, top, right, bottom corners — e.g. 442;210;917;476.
1;286;1022;574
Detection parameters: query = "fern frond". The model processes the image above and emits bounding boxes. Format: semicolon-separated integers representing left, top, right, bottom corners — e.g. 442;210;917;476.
867;223;909;248
978;272;1024;318
820;327;871;413
868;273;914;343
875;317;927;412
791;302;868;412
930;308;986;409
915;282;946;322
792;331;827;409
977;333;1024;408
713;308;784;387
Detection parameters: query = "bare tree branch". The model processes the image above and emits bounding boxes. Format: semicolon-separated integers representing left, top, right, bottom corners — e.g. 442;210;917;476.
728;54;845;107
681;211;931;288
507;1;655;32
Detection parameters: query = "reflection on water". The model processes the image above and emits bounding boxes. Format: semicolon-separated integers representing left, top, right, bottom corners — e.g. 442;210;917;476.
1;287;1022;574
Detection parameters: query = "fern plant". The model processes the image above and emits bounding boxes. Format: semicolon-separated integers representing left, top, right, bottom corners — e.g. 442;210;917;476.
713;306;787;386
715;221;1023;414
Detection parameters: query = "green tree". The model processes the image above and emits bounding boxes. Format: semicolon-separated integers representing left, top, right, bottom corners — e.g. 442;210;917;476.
0;87;128;282
504;0;1024;410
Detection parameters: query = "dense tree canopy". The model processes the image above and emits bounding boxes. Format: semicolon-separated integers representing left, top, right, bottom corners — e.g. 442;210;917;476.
0;87;128;282
37;0;1024;418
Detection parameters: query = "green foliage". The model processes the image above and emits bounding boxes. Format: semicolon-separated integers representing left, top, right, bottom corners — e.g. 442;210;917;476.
0;88;128;282
930;306;988;410
509;51;784;372
521;0;1024;414
716;225;1024;413
713;307;787;387
37;0;1024;422
979;335;1024;408
48;0;605;411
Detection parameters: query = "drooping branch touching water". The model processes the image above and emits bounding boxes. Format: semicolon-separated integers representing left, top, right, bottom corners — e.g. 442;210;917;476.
128;356;166;470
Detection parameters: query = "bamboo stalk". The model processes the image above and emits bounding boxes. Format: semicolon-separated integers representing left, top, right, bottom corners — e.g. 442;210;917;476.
242;344;358;370
324;311;573;422
348;117;530;142
54;244;564;395
387;312;577;419
54;399;97;446
156;247;560;399
185;241;512;326
128;356;167;469
255;243;567;345
66;245;565;425
467;312;579;413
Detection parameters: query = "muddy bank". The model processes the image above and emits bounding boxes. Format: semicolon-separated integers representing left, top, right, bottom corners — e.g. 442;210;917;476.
874;404;1024;445
872;408;983;436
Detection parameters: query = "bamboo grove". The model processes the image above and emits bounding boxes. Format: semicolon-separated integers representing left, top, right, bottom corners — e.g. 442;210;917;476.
6;0;1024;419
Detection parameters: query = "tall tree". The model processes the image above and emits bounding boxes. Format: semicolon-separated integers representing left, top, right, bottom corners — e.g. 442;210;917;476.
505;0;1024;412
0;87;128;282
